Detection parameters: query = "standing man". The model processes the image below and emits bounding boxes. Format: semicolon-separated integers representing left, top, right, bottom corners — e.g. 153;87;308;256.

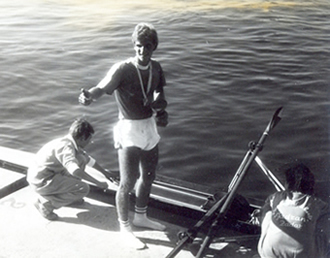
27;118;109;221
79;23;168;249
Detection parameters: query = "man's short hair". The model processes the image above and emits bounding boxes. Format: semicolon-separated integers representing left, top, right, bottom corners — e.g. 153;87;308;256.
69;118;94;141
132;23;158;50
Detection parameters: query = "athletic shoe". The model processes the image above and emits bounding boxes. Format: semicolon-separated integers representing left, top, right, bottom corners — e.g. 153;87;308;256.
34;200;58;221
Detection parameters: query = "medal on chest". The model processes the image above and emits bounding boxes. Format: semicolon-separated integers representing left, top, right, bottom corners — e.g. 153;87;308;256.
134;61;152;106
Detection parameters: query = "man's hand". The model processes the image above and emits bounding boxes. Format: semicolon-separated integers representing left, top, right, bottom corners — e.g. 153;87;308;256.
79;89;93;106
155;110;168;127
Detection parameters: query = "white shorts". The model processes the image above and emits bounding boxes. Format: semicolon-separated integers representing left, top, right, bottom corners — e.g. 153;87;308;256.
113;116;160;151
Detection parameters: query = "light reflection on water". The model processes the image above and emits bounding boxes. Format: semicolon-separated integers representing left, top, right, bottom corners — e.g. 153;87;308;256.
0;0;329;200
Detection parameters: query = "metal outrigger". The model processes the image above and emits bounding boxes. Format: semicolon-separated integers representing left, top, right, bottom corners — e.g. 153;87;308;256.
166;107;283;258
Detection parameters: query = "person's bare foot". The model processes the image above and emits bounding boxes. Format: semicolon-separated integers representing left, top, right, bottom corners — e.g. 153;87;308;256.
120;229;147;250
133;216;166;231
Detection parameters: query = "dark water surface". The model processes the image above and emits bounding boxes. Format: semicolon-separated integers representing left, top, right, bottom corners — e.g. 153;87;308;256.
0;0;329;200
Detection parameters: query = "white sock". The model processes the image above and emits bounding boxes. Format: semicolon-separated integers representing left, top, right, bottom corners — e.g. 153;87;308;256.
118;219;132;232
132;206;166;231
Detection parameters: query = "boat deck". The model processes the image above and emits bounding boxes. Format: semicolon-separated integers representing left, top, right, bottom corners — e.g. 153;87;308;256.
0;165;261;258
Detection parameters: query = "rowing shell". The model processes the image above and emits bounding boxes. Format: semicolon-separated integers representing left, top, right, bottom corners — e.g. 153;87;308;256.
0;146;218;211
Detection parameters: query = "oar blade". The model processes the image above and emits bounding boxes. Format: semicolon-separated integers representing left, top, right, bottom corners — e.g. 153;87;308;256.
266;106;283;132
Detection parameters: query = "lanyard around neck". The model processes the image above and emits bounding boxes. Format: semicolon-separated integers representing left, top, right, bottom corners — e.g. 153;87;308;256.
135;61;152;106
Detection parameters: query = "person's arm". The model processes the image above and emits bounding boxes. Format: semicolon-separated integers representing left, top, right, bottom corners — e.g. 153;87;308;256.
87;156;120;184
79;63;122;105
151;91;167;111
79;69;114;105
151;62;168;127
72;168;108;189
58;143;108;189
79;86;106;106
152;62;167;109
152;91;168;127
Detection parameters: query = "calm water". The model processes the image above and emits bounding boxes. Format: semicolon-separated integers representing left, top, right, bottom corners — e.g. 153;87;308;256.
0;0;329;200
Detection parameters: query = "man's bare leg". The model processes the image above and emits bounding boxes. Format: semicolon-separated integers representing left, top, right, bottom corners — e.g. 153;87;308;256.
117;147;146;249
132;146;166;231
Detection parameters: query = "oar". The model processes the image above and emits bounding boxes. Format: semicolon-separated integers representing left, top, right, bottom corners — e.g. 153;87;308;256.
0;158;120;197
165;192;229;258
228;107;282;192
255;156;285;191
228;150;252;192
0;177;28;199
0;159;29;199
166;107;283;258
195;107;283;258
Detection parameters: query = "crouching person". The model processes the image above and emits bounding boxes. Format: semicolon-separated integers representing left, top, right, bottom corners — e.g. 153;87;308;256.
258;163;328;258
27;118;108;220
